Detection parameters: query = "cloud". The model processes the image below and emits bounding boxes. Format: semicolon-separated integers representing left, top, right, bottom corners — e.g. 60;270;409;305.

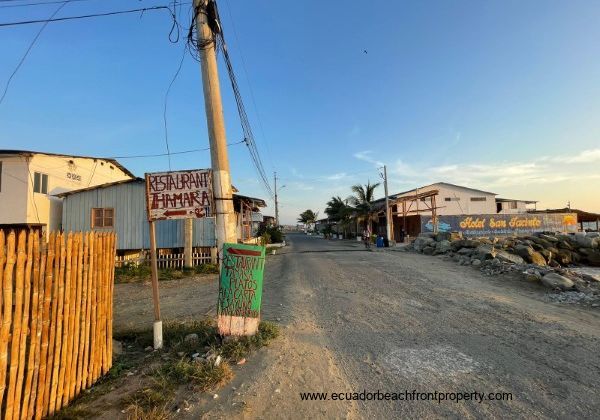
353;150;384;167
324;172;348;181
548;148;600;164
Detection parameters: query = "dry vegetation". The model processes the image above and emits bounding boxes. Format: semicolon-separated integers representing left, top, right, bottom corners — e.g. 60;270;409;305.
51;320;280;419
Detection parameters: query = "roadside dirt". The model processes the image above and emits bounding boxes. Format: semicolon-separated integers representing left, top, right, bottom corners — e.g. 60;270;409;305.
89;234;600;418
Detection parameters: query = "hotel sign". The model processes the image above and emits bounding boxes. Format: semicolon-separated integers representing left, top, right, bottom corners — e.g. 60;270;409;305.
421;213;578;236
145;169;213;221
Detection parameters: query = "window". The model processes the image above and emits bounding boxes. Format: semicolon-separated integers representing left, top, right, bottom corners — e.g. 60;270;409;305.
33;172;48;194
470;197;487;202
444;197;460;201
509;201;518;209
92;208;114;228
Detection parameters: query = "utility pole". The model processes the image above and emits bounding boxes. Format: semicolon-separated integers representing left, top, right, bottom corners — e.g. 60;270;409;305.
382;165;392;242
194;0;237;257
274;172;279;227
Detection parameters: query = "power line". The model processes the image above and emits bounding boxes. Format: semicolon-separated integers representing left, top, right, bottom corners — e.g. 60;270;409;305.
0;0;71;107
0;5;176;27
0;0;110;9
222;0;275;171
162;42;188;171
108;139;245;159
186;1;274;198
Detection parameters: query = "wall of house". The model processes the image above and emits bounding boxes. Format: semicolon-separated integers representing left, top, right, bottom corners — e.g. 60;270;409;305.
395;184;497;216
62;181;216;250
28;154;132;231
497;201;528;214
0;153;132;230
0;156;29;224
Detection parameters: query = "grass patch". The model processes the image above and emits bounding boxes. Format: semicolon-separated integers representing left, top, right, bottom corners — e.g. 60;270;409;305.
194;263;219;274
115;264;218;283
54;319;280;419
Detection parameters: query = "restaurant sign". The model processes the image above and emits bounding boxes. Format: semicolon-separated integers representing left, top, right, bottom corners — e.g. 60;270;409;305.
421;213;577;236
145;169;212;221
217;243;266;336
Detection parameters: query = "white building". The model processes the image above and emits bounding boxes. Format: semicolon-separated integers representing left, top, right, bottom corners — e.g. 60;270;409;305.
0;150;134;232
392;182;498;215
496;197;537;214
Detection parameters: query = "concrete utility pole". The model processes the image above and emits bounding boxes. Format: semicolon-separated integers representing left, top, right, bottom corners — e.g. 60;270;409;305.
382;165;392;242
194;0;237;256
274;172;279;227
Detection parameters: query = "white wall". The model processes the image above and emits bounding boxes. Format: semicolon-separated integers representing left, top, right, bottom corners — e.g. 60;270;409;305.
0;153;132;231
0;156;29;224
497;201;529;214
395;183;497;216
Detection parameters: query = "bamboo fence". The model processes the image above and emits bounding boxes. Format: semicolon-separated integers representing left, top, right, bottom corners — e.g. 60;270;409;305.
0;231;116;419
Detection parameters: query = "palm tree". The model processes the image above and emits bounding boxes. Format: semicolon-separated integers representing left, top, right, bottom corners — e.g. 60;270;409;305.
297;209;318;230
325;196;351;236
347;181;380;231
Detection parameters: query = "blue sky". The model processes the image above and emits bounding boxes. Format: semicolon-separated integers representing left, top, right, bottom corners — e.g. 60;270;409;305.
1;0;599;223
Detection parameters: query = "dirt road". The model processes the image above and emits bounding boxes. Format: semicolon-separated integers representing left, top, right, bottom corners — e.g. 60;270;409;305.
192;233;600;419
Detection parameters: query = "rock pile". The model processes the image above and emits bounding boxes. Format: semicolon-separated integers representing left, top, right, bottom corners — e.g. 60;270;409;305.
406;231;600;301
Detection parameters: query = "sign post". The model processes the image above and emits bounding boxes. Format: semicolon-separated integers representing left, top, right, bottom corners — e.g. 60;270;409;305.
144;169;213;349
217;243;265;336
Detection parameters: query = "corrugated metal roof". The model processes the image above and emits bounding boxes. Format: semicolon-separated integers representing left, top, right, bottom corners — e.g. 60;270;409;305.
0;149;135;178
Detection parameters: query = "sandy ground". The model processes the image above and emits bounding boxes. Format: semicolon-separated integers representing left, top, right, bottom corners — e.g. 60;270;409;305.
112;233;600;419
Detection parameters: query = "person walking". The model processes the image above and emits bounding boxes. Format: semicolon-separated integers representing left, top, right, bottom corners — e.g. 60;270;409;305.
362;226;372;249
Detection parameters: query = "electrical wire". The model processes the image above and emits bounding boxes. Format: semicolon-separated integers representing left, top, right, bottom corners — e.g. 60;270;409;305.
0;0;72;107
0;0;113;9
0;5;176;27
222;0;275;171
162;43;188;170
185;0;273;198
108;139;245;159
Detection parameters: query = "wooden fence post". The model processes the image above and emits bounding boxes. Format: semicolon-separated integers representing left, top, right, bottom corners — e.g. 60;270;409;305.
0;232;16;411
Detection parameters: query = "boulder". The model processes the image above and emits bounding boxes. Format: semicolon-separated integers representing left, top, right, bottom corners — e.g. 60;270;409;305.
452;239;481;250
558;240;574;251
434;232;452;242
538;234;559;243
457;247;474;255
422;246;435;255
573;234;595;249
413;236;435;252
584;251;600;267
514;245;535;260
581;273;600;283
541;273;574;290
475;244;495;260
555;250;572;265
495;250;525;265
449;232;463;242
435;240;452;254
471;259;482;266
529;251;547;266
525;273;541;282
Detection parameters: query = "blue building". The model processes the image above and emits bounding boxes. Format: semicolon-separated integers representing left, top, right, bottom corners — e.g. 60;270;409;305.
57;178;266;252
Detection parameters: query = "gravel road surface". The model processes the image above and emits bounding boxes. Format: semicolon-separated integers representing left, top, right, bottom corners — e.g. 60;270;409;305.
197;233;600;419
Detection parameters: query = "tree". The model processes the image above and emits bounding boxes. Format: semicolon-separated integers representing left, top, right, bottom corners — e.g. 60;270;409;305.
325;196;352;236
297;209;318;230
347;181;380;231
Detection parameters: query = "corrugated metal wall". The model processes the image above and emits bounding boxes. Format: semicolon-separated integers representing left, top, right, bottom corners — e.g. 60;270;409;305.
61;181;216;250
